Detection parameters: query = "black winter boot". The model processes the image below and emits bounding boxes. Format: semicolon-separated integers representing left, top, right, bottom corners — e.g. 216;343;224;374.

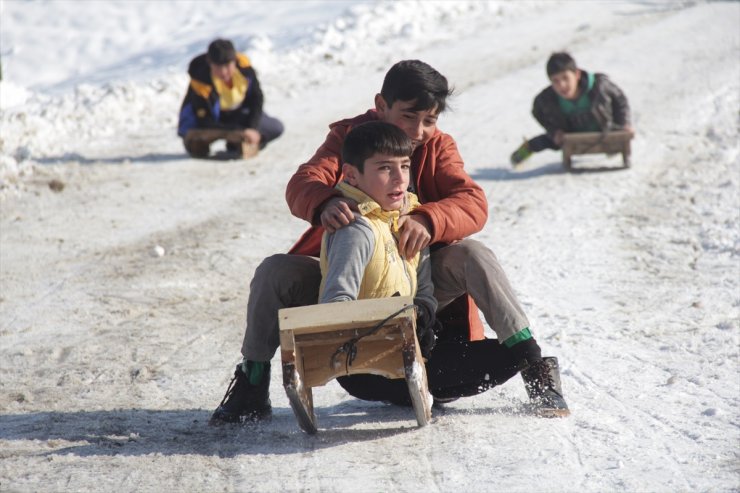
521;357;570;417
209;362;272;425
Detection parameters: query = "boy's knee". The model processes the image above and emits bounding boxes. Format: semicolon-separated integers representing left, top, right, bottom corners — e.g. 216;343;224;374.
183;138;210;158
254;254;321;285
260;117;285;147
254;254;291;281
459;239;497;261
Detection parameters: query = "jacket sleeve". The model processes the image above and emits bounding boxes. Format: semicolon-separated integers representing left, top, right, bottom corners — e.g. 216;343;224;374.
240;66;264;129
178;84;221;136
602;76;631;127
413;247;437;322
180;55;232;133
413;137;488;244
532;88;564;137
319;217;374;303
285;125;346;224
180;81;250;135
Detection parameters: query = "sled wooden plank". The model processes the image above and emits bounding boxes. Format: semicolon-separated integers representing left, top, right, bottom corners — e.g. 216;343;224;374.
561;130;633;169
279;296;416;334
278;296;431;433
300;335;406;388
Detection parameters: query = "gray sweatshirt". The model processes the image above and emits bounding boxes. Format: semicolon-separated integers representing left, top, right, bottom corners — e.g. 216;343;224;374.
319;215;437;318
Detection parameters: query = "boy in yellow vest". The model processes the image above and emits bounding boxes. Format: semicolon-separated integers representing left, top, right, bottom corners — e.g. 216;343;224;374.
319;120;437;358
319;121;567;412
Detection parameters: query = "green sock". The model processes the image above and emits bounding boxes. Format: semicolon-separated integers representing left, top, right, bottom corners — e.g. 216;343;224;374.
503;327;533;348
241;360;266;385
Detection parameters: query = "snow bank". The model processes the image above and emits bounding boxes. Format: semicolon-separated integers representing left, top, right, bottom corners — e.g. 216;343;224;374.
0;0;544;199
1;1;738;491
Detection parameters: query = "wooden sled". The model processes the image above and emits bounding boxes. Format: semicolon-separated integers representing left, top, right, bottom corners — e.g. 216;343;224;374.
184;128;260;160
278;296;432;434
561;130;633;170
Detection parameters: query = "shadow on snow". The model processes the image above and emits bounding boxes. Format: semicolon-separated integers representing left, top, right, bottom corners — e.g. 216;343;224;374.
471;161;629;181
0;403;429;458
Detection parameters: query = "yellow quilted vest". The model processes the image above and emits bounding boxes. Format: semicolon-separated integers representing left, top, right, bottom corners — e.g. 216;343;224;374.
320;182;421;300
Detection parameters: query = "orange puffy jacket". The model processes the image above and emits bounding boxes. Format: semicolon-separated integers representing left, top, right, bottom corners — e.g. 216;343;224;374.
286;110;488;341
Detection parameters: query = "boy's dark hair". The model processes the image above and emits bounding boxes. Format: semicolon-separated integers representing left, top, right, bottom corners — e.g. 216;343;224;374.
342;121;413;172
207;39;237;65
546;52;578;77
380;60;453;113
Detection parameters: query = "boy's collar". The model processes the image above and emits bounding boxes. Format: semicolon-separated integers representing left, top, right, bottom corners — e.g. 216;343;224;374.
335;181;417;218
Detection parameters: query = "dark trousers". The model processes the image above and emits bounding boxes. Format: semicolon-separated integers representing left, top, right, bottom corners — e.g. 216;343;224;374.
220;110;284;147
528;134;559;152
336;338;521;406
253;113;284;147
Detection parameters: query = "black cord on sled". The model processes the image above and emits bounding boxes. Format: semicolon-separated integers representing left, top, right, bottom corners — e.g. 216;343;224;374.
329;304;416;372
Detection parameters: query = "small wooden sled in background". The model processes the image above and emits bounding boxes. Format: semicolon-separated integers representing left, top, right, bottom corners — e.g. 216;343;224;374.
561;130;633;170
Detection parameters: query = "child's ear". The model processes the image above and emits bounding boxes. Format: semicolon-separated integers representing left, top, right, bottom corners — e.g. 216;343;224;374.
374;94;387;115
342;163;360;186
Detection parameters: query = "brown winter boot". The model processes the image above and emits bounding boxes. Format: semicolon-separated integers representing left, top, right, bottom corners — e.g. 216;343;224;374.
521;357;570;417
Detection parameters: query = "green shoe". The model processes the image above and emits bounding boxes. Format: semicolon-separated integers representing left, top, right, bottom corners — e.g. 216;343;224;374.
510;140;532;166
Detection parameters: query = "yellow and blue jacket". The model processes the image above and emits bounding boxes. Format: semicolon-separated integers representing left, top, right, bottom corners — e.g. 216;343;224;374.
177;52;264;137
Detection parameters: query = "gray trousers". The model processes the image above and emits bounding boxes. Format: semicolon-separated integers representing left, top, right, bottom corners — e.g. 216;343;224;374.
241;239;530;361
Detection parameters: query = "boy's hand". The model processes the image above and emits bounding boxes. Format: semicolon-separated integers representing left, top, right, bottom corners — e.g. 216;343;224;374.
320;197;358;233
398;215;431;259
242;128;261;145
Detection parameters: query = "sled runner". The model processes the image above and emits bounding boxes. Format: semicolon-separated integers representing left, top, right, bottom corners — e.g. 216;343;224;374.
561;130;633;170
278;296;432;434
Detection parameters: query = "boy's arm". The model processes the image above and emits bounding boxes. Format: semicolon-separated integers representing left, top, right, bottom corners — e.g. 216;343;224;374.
603;77;631;128
532;88;564;138
411;136;488;245
413;247;437;323
414;247;438;358
240;66;264;130
319;217;374;303
286;126;347;225
177;84;221;135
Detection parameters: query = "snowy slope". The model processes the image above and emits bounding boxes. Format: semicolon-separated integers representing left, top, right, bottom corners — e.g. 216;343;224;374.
1;1;739;492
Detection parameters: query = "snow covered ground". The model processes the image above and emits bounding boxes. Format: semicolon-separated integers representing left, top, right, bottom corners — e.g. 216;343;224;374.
1;0;738;491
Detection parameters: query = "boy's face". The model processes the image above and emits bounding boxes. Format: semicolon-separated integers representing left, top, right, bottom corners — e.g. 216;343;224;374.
550;69;581;100
375;95;439;149
343;154;411;211
209;61;237;83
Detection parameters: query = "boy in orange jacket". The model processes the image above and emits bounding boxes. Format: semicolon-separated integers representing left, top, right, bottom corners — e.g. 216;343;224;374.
210;60;569;424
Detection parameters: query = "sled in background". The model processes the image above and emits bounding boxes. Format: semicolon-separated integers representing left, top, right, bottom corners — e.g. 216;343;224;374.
561;130;633;170
184;128;260;160
278;296;432;434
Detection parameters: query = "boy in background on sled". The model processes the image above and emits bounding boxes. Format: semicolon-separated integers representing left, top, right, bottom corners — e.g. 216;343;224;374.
177;38;284;159
319;121;437;360
510;51;633;165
